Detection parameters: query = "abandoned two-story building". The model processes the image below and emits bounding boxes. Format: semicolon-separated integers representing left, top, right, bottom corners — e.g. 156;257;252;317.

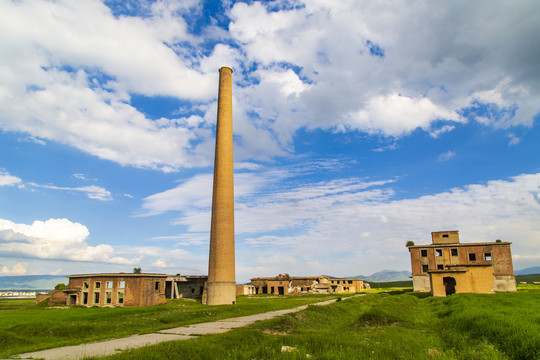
37;273;209;307
408;231;516;297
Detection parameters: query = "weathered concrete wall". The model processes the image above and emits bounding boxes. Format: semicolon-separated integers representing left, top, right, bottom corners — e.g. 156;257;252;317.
412;275;431;292
430;266;494;297
431;230;460;244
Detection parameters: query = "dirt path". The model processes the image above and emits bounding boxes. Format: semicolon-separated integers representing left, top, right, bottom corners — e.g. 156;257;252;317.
16;297;359;359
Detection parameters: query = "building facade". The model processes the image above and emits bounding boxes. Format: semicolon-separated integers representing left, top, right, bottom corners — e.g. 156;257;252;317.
408;231;516;296
250;275;366;295
165;275;207;299
58;273;168;307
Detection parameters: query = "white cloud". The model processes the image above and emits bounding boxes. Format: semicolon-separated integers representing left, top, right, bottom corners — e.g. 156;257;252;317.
1;0;538;170
31;183;113;201
508;133;521;146
151;170;540;278
438;151;456;162
0;262;28;275
0;218;136;265
0;171;22;186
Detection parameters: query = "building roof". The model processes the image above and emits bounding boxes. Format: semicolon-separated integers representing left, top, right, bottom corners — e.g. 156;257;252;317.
68;273;168;278
408;241;512;249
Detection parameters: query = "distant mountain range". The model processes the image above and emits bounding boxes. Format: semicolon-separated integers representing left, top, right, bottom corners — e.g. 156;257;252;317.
0;275;68;290
350;270;412;282
515;266;540;276
348;266;540;282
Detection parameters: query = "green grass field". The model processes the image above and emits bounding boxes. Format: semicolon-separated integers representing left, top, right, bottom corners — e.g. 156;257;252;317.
1;287;539;359
94;288;540;360
0;294;337;358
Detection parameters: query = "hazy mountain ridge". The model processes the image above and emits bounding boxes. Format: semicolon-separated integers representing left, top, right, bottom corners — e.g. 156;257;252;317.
0;275;67;290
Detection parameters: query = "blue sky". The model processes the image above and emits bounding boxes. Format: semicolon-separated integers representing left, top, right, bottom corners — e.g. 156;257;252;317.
1;0;539;282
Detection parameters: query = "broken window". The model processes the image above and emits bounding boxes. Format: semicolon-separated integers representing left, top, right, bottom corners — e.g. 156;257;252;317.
435;249;443;257
83;282;89;289
437;265;444;270
422;265;429;273
106;281;113;288
155;281;160;291
485;252;492;261
106;292;112;304
118;281;125;288
348;280;353;284
94;292;100;305
469;253;476;261
83;292;88;305
451;248;458;256
421;250;428;257
95;282;101;289
118;292;124;304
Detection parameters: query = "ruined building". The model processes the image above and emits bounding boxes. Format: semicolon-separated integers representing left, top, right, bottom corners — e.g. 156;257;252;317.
408;231;516;297
36;273;168;307
249;275;369;295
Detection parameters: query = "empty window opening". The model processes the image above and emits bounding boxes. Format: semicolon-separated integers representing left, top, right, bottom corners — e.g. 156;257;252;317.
155;281;160;291
437;265;444;270
95;282;101;289
421;249;428;257
83;282;89;289
485;252;492;261
435;249;443;257
469;253;476;261
422;265;429;273
83;292;88;305
94;292;100;305
118;281;125;288
118;292;124;304
451;248;458;256
348;280;353;284
442;234;449;238
191;288;195;293
106;292;112;304
69;294;77;305
106;281;113;288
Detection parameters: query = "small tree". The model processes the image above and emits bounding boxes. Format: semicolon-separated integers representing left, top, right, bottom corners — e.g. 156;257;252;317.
496;239;502;243
406;240;415;247
55;283;68;290
133;267;142;274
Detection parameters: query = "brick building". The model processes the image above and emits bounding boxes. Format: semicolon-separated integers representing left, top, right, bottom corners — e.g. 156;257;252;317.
408;231;516;296
61;273;168;307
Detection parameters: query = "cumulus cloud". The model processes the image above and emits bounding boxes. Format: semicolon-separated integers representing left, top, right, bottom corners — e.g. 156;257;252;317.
0;171;22;187
0;262;28;275
1;0;538;170
0;218;136;264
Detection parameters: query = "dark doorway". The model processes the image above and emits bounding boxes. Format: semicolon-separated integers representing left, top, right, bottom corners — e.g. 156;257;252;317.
443;277;456;296
262;286;268;294
278;286;284;295
69;294;77;305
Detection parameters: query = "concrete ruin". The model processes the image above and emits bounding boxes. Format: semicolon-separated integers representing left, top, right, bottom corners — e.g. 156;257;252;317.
408;231;517;297
249;274;369;295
